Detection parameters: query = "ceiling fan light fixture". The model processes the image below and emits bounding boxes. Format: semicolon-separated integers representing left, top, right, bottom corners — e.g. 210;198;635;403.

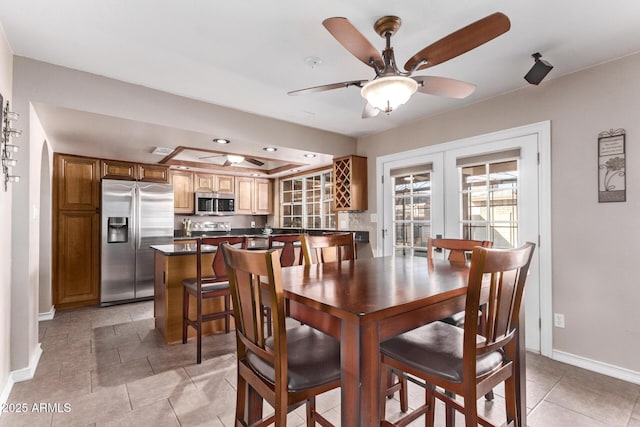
226;155;245;164
361;76;418;113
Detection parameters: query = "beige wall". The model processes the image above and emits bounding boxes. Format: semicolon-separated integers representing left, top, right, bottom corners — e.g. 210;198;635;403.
358;52;640;372
0;23;13;402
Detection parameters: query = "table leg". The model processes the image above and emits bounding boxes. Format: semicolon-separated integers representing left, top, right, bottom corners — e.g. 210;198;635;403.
340;320;360;426
340;319;381;426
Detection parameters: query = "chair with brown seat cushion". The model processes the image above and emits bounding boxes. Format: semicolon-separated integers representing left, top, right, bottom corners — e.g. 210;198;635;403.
181;236;247;364
300;232;356;265
380;242;536;427
220;243;341;426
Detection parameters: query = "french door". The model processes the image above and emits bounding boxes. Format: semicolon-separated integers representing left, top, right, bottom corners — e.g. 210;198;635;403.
379;123;550;353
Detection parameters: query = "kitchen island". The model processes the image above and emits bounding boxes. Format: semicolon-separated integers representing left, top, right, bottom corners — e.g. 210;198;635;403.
151;243;227;344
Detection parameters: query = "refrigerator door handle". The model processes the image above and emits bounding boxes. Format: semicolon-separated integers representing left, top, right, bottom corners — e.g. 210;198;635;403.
135;185;142;250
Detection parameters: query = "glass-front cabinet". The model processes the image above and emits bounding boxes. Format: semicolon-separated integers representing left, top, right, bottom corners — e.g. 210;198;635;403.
281;170;334;229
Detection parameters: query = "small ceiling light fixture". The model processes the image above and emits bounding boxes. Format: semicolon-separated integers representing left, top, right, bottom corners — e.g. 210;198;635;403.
226;155;245;164
251;173;261;177
212;138;231;144
304;153;317;158
361;76;418;114
263;147;277;152
175;166;189;170
291;169;300;173
524;52;554;85
151;147;174;156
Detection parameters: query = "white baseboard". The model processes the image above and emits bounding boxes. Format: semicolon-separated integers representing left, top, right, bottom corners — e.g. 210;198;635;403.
10;344;43;383
553;349;640;385
38;306;55;321
0;374;15;407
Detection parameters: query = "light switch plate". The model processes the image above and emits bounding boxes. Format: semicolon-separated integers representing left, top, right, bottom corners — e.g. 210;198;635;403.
370;213;377;223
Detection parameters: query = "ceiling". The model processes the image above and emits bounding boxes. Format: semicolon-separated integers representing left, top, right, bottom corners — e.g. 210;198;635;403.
2;1;640;172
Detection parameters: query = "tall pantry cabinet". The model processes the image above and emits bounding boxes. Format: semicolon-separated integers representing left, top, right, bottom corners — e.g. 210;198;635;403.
52;153;101;308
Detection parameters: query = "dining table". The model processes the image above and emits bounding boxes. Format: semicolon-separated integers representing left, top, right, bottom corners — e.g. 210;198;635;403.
276;255;527;427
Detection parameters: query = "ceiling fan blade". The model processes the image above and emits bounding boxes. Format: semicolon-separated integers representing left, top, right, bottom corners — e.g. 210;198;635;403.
413;76;476;99
322;17;384;69
223;160;232;167
404;12;511;72
245;158;265;167
198;154;223;160
288;79;369;96
362;102;380;119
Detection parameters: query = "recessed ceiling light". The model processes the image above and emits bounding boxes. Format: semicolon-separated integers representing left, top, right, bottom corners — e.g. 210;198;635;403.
175;166;189;170
212;138;230;144
304;153;316;158
251;173;261;177
291;169;300;173
263;147;277;152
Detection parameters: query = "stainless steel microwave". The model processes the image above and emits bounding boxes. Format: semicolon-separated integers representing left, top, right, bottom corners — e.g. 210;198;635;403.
194;192;236;216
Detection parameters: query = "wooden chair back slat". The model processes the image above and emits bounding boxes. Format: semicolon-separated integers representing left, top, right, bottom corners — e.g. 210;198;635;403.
200;236;247;280
301;233;357;265
464;243;535;359
221;244;286;364
427;237;492;263
268;234;303;267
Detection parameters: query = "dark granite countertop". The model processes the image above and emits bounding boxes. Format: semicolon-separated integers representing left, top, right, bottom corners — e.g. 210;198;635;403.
173;228;369;243
150;243;217;256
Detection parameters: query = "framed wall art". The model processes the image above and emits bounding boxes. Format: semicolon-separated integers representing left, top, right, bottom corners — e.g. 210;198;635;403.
598;128;626;203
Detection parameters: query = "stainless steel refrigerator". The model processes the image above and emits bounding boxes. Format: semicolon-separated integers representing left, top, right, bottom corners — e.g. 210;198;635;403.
101;179;174;305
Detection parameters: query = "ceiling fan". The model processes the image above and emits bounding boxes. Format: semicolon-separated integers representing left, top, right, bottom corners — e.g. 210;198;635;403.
288;12;510;118
198;153;265;167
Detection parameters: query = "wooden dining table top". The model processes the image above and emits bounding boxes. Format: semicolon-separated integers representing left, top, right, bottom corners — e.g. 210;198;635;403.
281;255;471;322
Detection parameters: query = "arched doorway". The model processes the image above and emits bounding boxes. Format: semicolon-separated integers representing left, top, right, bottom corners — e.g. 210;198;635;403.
38;141;53;319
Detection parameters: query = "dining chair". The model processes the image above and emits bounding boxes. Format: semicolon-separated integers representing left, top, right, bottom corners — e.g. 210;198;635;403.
427;237;493;264
268;234;304;267
300;232;357;265
220;243;341;426
181;236;247;364
380;242;536;427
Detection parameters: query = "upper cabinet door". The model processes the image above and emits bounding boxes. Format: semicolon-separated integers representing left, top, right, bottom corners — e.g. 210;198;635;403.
254;179;273;214
138;163;169;183
215;175;235;193
171;170;194;214
55;154;101;211
101;159;137;180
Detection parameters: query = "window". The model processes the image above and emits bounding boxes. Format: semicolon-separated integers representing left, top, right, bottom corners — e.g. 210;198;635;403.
460;160;518;248
392;170;432;256
281;170;334;229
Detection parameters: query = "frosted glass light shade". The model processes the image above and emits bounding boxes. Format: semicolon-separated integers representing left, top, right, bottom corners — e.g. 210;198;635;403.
227;155;245;164
361;76;418;113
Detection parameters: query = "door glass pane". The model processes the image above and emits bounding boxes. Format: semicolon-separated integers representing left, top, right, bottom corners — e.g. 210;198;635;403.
392;171;432;257
461;160;519;249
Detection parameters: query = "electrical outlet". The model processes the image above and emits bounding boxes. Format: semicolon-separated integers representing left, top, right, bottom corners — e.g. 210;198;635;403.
250;221;255;228
553;313;565;328
370;213;377;223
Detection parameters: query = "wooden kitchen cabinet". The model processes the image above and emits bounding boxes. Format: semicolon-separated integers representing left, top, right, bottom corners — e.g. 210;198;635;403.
236;177;273;215
137;163;170;183
53;153;101;309
101;159;137;180
56;154;101;211
101;159;169;183
171;170;195;214
194;172;234;193
333;155;367;211
54;211;101;307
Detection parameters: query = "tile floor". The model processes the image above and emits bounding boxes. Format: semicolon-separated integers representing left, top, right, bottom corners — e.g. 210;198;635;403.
1;301;639;426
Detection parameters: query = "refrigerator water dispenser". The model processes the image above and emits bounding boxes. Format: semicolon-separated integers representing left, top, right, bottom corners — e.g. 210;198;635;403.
107;217;128;243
